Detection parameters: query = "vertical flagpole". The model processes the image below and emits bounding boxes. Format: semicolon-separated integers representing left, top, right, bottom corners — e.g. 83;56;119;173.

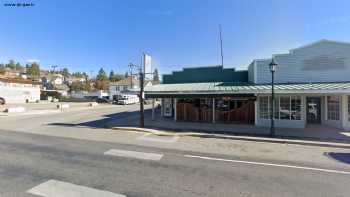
219;24;224;67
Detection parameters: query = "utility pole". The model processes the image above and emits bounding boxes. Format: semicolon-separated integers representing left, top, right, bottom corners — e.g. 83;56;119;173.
130;53;152;128
139;71;145;127
219;24;224;67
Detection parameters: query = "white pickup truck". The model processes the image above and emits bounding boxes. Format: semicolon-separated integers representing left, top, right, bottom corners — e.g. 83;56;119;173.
117;94;139;105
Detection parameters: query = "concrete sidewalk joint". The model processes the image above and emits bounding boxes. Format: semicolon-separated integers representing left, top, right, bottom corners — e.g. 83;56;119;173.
111;126;350;149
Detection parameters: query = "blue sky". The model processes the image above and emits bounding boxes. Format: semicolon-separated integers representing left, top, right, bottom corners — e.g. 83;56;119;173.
1;0;350;77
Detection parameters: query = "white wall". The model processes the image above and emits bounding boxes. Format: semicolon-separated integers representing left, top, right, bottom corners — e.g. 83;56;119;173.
0;82;40;103
253;40;350;84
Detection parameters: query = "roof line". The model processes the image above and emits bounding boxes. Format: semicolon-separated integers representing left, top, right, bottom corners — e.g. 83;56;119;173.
290;39;350;53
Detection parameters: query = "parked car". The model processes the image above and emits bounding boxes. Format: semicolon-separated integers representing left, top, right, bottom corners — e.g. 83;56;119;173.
95;98;110;103
0;97;5;105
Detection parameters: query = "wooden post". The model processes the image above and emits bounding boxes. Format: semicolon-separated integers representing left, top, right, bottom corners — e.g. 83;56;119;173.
212;98;215;123
174;98;177;121
160;99;164;117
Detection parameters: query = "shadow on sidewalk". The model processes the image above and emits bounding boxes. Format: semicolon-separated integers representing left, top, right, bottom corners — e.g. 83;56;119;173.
325;152;350;165
47;108;150;129
46;106;350;144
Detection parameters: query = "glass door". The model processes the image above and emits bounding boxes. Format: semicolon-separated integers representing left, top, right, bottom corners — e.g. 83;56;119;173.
306;97;321;124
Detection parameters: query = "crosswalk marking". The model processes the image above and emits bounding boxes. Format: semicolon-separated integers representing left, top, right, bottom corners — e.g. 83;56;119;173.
27;179;126;197
104;149;163;160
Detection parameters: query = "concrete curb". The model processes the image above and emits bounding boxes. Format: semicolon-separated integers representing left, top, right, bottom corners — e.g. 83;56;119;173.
111;126;350;149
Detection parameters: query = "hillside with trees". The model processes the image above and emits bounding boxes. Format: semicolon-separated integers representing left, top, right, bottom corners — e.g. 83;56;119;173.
1;59;161;93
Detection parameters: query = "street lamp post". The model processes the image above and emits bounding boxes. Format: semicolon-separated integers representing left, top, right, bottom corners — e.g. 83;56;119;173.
269;58;277;137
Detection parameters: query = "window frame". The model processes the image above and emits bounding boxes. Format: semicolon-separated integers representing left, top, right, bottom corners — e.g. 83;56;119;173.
327;96;340;121
258;96;269;119
258;95;302;120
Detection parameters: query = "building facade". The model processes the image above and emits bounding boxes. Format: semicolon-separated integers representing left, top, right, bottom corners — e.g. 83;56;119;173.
0;77;41;103
109;77;140;100
109;77;152;100
145;40;350;130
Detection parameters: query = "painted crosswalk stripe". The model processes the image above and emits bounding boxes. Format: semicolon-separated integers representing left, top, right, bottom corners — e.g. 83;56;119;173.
27;179;126;197
184;154;350;175
137;133;179;143
104;149;163;160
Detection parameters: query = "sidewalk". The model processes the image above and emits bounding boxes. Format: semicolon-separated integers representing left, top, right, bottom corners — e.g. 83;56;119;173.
111;126;350;149
106;109;350;148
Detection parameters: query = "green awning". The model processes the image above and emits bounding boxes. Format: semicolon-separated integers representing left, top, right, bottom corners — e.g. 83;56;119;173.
145;82;350;96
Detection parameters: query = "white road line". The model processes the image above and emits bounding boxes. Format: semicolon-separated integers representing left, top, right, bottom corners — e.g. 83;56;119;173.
104;149;163;161
137;133;179;143
27;179;126;197
184;154;350;175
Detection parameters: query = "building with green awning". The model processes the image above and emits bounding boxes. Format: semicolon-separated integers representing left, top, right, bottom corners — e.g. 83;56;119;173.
145;40;350;130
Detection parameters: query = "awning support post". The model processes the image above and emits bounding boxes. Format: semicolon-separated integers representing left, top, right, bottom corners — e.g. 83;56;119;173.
212;98;215;123
174;98;177;121
152;98;155;121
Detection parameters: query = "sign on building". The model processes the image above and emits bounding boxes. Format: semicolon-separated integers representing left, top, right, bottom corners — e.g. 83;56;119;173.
143;53;152;79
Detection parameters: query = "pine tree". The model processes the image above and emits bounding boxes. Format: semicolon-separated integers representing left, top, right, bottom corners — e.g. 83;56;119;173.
153;68;160;82
109;70;115;81
27;62;40;80
6;60;16;69
97;68;107;81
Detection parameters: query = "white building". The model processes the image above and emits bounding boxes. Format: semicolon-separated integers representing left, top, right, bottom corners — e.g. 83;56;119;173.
250;39;350;129
0;77;41;103
109;77;153;100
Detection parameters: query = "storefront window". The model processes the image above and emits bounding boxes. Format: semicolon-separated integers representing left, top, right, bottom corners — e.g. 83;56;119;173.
259;96;269;119
259;96;301;120
327;96;340;121
291;96;302;120
270;96;280;119
279;96;290;119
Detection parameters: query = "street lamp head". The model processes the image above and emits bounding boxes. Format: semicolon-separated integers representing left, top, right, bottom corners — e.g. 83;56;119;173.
269;58;278;73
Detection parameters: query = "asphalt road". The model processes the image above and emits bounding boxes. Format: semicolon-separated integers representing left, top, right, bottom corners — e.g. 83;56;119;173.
0;104;349;196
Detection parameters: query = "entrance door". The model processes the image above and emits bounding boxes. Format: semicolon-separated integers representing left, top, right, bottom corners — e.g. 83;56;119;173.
163;98;173;117
306;97;321;124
